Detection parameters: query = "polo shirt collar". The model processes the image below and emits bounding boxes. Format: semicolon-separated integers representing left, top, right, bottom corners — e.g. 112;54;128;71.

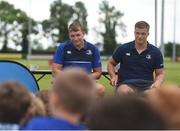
146;42;152;51
129;41;136;50
130;40;151;51
83;40;88;49
70;40;87;50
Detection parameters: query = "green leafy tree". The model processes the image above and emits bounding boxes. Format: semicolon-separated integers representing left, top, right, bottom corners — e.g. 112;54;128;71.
20;18;38;58
164;42;172;57
177;45;180;56
73;1;88;34
165;42;180;57
0;1;37;58
49;0;74;42
42;0;88;46
99;0;126;55
42;19;60;49
0;1;23;52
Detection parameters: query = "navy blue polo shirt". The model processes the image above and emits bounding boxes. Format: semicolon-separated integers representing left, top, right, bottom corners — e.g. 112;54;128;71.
112;41;164;84
53;40;101;73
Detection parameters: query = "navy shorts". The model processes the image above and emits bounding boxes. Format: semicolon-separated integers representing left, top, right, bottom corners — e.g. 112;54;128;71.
117;79;153;92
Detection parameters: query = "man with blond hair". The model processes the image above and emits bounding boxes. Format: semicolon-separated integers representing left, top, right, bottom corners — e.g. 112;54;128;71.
108;21;164;95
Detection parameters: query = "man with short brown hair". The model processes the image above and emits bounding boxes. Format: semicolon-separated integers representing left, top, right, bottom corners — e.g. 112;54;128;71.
52;21;105;97
0;81;31;130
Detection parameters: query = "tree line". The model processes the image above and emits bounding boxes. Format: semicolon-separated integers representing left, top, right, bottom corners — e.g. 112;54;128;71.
0;0;126;57
0;0;179;58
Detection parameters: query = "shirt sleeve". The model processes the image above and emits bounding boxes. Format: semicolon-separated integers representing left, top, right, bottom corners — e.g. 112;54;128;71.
153;49;164;69
112;45;123;63
92;46;102;68
53;43;65;64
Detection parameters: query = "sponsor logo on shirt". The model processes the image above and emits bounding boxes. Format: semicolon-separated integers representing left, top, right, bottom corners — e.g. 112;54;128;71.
67;50;72;54
146;54;151;59
126;53;131;56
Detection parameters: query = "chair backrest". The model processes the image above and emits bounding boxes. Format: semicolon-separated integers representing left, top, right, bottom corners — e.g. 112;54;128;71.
0;60;39;93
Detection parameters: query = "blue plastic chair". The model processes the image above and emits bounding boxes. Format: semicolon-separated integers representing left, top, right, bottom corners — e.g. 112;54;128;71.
0;60;39;93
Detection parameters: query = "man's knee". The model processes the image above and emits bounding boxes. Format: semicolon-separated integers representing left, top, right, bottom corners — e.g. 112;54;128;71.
96;83;105;97
116;84;135;95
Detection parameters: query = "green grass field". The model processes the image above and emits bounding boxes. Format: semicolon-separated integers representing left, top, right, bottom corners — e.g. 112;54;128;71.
1;55;180;96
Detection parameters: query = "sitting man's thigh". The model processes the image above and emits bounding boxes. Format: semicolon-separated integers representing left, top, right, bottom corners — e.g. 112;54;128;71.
116;84;135;95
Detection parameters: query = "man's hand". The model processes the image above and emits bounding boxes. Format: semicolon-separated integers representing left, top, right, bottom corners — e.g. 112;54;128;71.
107;57;118;87
150;82;161;89
91;67;102;80
110;75;118;87
52;63;63;77
150;84;155;89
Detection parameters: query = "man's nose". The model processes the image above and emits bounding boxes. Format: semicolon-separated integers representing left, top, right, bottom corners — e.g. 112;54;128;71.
74;36;78;40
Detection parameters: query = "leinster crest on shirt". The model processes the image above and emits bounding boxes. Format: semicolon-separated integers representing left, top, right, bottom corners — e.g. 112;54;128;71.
86;50;92;55
146;54;151;59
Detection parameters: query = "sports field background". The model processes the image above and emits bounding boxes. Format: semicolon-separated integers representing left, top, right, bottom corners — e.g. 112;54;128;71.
1;54;180;96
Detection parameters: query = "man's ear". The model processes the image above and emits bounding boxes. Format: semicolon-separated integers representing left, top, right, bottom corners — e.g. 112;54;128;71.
82;31;85;36
68;33;71;39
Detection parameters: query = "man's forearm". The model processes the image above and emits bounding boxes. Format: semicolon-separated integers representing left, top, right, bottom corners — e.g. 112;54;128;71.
153;74;164;88
107;62;118;86
52;63;63;77
107;63;116;79
90;72;101;80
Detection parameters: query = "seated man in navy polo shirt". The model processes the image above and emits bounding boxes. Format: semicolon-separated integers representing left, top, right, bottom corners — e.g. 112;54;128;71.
107;21;164;95
52;21;105;97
